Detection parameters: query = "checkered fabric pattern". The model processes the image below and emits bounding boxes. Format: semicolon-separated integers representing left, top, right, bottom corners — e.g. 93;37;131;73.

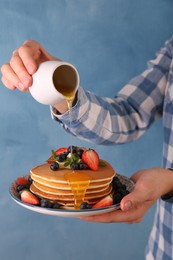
51;36;173;259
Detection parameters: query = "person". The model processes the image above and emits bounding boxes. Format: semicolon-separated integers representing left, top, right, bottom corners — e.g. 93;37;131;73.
1;37;173;260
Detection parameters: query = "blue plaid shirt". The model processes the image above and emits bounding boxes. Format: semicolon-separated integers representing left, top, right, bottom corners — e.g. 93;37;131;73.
52;36;173;260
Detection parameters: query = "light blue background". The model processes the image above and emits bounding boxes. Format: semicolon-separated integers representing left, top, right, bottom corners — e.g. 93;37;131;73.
0;1;173;260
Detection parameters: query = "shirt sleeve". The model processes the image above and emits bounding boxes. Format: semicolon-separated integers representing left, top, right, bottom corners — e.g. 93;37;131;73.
51;37;173;145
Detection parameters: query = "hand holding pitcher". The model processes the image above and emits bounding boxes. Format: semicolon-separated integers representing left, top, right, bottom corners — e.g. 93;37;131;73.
1;40;79;106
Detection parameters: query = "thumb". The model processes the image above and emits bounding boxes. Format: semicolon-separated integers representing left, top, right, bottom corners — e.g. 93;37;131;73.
120;188;148;212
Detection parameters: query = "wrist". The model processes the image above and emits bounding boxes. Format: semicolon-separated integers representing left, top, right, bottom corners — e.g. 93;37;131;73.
161;168;173;202
53;101;69;114
53;91;78;115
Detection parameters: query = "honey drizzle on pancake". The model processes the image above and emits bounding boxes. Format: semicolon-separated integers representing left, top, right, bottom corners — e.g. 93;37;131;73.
63;91;91;209
65;171;91;209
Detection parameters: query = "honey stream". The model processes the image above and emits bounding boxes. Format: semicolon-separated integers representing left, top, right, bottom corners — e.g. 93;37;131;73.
60;90;91;209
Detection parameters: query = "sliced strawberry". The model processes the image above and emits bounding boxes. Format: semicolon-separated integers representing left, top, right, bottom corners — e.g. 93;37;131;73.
17;177;29;185
20;190;39;205
55;147;68;155
47;147;68;163
82;149;99;171
92;195;113;209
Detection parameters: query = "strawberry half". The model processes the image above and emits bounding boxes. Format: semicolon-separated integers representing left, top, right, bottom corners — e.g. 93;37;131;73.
55;147;68;155
47;147;68;163
20;190;39;205
82;149;99;171
92;195;113;209
17;177;29;185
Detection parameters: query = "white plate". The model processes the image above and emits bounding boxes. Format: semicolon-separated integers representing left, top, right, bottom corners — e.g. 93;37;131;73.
9;174;135;218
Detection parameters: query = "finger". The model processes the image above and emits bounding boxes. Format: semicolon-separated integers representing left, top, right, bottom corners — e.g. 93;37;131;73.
10;50;33;88
1;75;16;90
21;39;58;64
80;209;138;223
120;184;153;212
125;217;143;224
1;63;26;91
80;198;151;223
18;41;41;74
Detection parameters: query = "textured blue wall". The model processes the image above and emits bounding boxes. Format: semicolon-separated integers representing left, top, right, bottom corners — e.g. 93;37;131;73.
0;1;173;260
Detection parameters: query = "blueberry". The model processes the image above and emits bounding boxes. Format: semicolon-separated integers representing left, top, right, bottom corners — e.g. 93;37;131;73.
27;175;33;183
40;199;49;208
76;149;84;158
16;184;26;193
25;184;31;190
70;162;79;170
46;201;54;208
78;161;88;170
63;152;69;157
50;162;59;171
52;203;61;209
68;145;77;154
80;201;91;209
40;199;53;208
56;153;67;162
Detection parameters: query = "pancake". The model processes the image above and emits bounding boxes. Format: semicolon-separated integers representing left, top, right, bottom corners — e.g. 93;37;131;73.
32;180;111;195
30;160;115;208
30;183;112;205
30;161;114;183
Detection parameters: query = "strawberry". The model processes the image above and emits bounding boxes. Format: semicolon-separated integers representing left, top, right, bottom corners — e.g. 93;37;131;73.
47;147;68;163
92;195;113;209
17;177;29;185
55;147;68;155
82;149;99;171
20;190;39;205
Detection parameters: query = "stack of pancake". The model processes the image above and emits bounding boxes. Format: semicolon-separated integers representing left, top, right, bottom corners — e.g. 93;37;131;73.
30;161;115;208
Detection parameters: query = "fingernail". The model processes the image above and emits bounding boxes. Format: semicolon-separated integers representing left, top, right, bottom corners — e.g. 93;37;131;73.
123;200;132;211
18;82;25;91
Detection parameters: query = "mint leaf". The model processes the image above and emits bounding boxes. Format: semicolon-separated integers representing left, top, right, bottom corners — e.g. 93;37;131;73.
64;158;71;167
99;160;106;167
51;150;57;160
71;153;80;162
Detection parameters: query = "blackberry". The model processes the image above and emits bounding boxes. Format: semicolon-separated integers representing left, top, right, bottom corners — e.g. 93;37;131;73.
112;177;123;190
118;189;129;197
113;192;122;204
50;161;59;171
121;184;127;190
